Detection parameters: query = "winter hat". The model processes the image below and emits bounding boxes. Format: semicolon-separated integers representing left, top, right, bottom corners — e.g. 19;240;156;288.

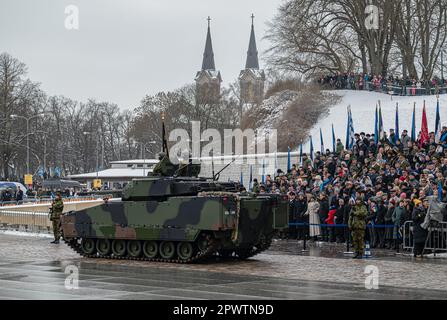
413;199;422;206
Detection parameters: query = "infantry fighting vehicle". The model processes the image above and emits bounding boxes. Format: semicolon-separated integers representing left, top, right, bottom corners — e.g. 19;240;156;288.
60;119;289;263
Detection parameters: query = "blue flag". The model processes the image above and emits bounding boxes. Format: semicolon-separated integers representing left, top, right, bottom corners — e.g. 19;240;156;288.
249;165;253;191
240;171;243;187
378;105;383;142
395;103;399;144
309;136;314;161
435;98;441;142
332;124;336;153
261;159;265;184
411;103;416;142
287;146;291;172
439;181;443;202
320;128;324;153
346;107;350;149
299;144;303;165
374;105;379;144
346;106;355;149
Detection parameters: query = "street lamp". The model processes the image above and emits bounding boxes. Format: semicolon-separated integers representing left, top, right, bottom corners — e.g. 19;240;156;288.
83;131;101;178
10;113;46;176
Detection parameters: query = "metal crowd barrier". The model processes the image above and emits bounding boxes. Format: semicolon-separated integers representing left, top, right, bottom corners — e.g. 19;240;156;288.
0;210;52;234
402;221;414;251
287;222;396;253
403;221;447;255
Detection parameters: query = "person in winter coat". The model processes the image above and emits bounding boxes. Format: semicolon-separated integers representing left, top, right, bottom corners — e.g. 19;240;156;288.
296;193;308;240
318;193;330;241
325;206;337;242
335;198;347;243
392;200;407;250
384;200;395;248
288;192;299;239
304;195;321;241
374;201;387;248
412;199;428;257
348;198;368;259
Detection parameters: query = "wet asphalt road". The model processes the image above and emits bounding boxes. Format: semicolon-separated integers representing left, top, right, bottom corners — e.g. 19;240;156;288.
0;233;446;300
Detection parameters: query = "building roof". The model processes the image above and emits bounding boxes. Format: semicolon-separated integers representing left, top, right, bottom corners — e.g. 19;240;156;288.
68;168;154;180
245;18;260;70
201;18;216;71
109;159;159;165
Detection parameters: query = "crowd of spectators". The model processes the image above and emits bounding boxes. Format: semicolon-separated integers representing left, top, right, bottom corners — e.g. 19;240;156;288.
249;127;447;253
317;73;447;96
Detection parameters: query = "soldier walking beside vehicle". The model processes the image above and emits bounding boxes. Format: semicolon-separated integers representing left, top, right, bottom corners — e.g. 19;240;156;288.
49;193;64;244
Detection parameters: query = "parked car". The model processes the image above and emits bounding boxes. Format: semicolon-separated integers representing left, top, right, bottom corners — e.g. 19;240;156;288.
0;181;28;200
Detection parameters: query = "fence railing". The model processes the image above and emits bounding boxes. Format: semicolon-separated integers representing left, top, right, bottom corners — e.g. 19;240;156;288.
0;195;111;207
403;220;447;254
321;80;447;96
0;210;52;234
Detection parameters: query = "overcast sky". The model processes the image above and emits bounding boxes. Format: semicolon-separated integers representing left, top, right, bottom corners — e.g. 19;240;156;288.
0;0;280;109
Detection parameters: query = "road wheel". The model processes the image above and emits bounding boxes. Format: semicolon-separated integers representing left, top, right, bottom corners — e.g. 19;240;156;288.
96;239;111;256
111;239;126;257
143;241;158;259
81;238;96;255
127;240;142;258
177;242;195;261
197;234;210;252
159;241;175;259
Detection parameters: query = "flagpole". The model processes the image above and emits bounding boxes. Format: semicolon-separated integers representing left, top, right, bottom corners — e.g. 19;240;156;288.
374;104;378;144
411;102;416;142
320;128;324;154
435;95;441;142
332;124;336;153
395;102;399;144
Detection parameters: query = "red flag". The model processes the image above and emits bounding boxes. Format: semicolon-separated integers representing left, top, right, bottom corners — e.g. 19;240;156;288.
420;101;429;147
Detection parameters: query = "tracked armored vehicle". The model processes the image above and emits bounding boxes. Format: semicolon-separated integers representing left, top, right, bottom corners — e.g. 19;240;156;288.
61;116;289;263
61;173;288;263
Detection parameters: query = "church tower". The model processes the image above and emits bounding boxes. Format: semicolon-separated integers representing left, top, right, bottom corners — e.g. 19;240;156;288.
195;17;222;104
239;14;265;105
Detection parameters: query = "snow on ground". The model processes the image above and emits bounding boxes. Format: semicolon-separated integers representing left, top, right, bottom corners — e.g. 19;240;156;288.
257;90;300;131
304;90;446;149
0;230;52;238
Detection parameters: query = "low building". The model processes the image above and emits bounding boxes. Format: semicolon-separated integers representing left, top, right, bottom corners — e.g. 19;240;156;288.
68;159;159;190
69;151;300;190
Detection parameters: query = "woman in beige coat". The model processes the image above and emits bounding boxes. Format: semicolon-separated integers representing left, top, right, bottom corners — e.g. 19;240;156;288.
304;194;321;240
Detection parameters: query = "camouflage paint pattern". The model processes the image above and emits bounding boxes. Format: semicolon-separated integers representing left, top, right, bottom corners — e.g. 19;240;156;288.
61;177;289;260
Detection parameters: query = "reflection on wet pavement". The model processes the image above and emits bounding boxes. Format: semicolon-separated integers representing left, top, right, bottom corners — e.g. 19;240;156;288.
0;233;446;300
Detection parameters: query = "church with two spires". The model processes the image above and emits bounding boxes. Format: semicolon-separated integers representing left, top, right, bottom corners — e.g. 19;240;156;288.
195;15;265;105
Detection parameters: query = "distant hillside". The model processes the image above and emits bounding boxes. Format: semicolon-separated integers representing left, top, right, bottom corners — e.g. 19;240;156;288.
241;87;340;151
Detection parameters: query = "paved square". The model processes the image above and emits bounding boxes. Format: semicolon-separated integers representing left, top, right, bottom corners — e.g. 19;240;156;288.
0;233;446;300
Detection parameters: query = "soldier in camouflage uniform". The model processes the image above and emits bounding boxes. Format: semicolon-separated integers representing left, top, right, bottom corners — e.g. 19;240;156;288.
348;198;367;259
49;193;64;244
153;152;177;176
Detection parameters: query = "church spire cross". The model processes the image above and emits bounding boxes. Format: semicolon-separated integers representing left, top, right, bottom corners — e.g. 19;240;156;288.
245;14;259;69
201;16;216;71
